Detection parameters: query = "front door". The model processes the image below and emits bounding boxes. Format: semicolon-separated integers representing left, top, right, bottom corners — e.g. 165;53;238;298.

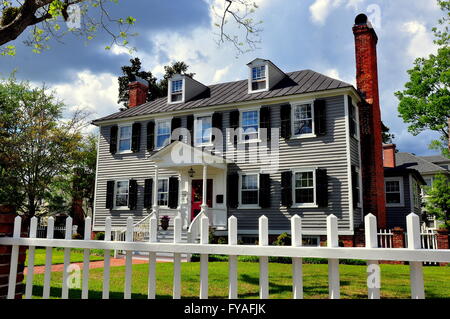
191;179;213;219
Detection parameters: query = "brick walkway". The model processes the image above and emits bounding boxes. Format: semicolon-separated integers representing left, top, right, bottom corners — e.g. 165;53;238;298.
24;258;150;275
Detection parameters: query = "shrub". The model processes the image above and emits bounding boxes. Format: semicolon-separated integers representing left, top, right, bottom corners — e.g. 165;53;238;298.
94;232;105;240
72;233;82;240
273;232;291;246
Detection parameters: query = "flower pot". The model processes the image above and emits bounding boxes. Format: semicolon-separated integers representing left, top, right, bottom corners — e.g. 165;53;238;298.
161;219;169;230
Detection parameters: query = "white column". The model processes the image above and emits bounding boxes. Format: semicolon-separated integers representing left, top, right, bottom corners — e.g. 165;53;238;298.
152;165;159;228
200;165;208;215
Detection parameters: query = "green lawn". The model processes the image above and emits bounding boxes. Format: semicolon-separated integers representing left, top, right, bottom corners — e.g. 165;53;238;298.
25;248;106;267
26;262;450;299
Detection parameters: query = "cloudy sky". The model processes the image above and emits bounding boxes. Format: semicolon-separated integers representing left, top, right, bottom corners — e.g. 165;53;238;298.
0;0;443;155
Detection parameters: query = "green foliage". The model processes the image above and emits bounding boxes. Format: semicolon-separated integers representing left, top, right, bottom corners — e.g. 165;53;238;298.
272;232;291;246
0;75;87;218
117;58;195;110
1;6;18;26
425;174;450;229
396;1;450;154
94;232;105;240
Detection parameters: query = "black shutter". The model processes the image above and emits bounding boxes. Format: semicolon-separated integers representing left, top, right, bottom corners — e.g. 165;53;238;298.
281;171;293;207
229;110;239;146
351;166;358;209
106;181;115;209
259;174;271;208
227;173;239;209
212;112;223;142
280;104;291;139
316;169;328;208
260;106;271;141
110;125;118;154
128;179;138;210
131;123;141;153
348;96;356;137
144;178;153;209
186;115;194;146
147;121;155;152
168;176;179;209
314;100;327;136
171;117;182;142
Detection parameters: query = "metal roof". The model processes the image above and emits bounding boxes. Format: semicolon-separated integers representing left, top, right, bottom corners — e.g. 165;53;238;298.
92;69;353;124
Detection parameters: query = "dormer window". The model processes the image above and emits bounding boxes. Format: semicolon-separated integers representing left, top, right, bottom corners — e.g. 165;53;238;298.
170;79;183;103
251;65;267;92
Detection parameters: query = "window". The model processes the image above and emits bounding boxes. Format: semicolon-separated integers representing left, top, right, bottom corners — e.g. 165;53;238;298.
250;65;267;92
352;166;361;208
385;177;404;207
294;170;315;205
156;120;171;149
349;104;358;138
241;110;259;142
157;179;169;206
118;125;132;152
240;174;259;206
170;80;183;102
114;180;129;208
292;104;314;137
194;115;212;146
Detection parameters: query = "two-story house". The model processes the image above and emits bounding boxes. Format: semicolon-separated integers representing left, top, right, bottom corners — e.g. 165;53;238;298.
91;14;387;244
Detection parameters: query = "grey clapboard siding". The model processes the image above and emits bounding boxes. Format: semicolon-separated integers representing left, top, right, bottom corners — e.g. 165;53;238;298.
386;175;411;229
225;95;351;233
93;95;354;234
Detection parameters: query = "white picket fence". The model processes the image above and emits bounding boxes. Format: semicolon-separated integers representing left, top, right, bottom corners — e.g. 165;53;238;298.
377;229;393;248
2;213;450;300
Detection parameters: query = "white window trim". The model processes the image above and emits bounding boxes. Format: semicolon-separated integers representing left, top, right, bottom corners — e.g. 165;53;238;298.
248;63;269;94
168;79;185;104
194;112;214;147
157;177;170;208
290;100;317;139
238;107;261;144
154;118;172;150
350;100;360;141
292;168;318;208
385;177;405;207
238;172;260;209
113;179;130;210
117;123;133;154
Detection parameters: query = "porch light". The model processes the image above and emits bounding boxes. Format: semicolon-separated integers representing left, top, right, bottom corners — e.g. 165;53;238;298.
188;167;195;178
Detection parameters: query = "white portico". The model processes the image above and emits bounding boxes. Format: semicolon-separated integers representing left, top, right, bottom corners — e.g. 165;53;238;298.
148;141;232;230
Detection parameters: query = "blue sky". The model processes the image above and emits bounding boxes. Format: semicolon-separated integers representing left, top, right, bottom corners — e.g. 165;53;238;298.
0;0;444;155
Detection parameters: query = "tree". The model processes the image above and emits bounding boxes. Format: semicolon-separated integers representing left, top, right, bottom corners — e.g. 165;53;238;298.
395;0;450;156
425;174;450;229
0;75;87;223
118;57;158;109
381;122;395;144
0;0;261;56
118;59;195;110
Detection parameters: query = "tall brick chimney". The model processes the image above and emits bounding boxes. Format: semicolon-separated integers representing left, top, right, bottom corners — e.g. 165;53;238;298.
353;14;387;228
383;144;396;168
128;76;149;108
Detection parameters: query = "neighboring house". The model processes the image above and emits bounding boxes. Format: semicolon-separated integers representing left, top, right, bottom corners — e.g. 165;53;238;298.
383;144;426;229
389;151;450;229
91;14;386;242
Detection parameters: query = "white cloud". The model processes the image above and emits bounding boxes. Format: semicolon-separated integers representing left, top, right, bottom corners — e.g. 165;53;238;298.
323;68;356;87
310;0;365;25
402;20;437;59
50;70;119;119
346;0;364;10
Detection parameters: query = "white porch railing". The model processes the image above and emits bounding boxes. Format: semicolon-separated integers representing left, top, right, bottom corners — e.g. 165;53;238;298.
2;213;450;299
377;229;393;248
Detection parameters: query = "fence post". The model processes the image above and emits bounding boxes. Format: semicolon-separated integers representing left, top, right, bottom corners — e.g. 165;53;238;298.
0;205;25;299
407;213;425;299
327;214;340;299
436;229;449;266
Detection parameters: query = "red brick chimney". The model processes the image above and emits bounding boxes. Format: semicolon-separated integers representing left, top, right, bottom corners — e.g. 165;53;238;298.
353;14;387;228
128;76;148;108
383;144;396;168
